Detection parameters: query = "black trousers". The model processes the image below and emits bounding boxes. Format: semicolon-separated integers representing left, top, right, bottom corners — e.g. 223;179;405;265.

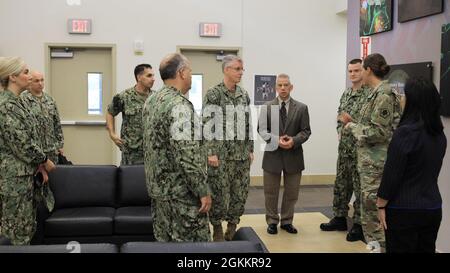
385;208;442;253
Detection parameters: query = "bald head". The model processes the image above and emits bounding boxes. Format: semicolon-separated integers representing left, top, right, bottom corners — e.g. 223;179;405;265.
159;53;192;93
159;53;190;81
29;71;45;95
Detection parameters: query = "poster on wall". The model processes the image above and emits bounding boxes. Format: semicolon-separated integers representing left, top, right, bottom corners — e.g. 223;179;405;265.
360;0;393;36
385;62;433;95
441;24;450;117
254;75;276;105
398;0;444;23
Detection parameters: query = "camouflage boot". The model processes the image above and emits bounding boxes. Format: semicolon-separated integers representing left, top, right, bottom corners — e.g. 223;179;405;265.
213;224;224;242
224;223;237;241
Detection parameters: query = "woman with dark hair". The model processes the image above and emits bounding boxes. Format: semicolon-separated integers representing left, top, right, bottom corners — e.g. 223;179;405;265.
343;53;402;252
377;78;446;253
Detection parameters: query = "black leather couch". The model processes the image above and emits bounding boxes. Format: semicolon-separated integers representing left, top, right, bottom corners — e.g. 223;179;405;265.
0;228;268;253
43;165;154;245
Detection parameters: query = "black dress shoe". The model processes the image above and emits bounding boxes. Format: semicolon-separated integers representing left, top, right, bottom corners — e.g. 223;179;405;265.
280;224;298;234
319;217;347;231
346;223;365;242
267;224;278;234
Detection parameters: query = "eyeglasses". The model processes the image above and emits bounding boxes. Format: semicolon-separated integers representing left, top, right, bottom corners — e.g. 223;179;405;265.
229;67;245;72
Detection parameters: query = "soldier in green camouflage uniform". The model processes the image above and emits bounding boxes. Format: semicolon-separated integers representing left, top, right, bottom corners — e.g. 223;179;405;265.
203;55;254;241
346;54;402;251
107;64;155;165
0;57;56;245
143;53;211;242
320;59;368;242
20;71;60;243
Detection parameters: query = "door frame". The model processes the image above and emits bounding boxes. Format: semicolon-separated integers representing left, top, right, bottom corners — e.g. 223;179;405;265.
45;43;117;163
176;45;242;57
45;43;116;98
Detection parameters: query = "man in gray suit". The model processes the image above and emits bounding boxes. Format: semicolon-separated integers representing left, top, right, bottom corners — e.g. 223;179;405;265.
258;73;311;235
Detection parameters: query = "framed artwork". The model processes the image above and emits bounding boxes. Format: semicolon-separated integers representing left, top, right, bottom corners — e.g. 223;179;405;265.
254;75;276;105
360;0;393;36
398;0;444;23
385;62;433;95
441;24;450;116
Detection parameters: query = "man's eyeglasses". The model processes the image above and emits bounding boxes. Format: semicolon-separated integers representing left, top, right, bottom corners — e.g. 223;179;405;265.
229;67;245;72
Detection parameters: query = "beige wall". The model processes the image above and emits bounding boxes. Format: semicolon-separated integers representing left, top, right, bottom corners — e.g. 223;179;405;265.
0;0;347;178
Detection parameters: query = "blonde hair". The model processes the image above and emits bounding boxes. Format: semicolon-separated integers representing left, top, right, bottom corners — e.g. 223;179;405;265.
0;57;25;89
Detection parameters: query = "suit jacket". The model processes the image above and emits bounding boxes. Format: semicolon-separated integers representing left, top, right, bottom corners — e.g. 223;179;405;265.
258;97;311;174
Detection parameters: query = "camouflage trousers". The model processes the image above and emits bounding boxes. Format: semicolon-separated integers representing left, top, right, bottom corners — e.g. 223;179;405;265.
0;176;36;245
153;197;211;242
208;159;250;226
121;150;144;165
332;143;361;224
357;148;387;249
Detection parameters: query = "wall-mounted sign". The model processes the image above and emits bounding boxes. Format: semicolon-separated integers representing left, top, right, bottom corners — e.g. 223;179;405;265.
360;36;371;60
199;23;222;37
68;19;92;34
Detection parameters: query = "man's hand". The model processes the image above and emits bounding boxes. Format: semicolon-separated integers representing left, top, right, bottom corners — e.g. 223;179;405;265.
249;153;254;164
199;195;212;213
110;133;124;148
208;155;219;167
279;135;294;150
338;112;353;125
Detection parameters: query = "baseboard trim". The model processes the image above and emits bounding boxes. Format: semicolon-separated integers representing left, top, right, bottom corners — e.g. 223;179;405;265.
250;175;335;186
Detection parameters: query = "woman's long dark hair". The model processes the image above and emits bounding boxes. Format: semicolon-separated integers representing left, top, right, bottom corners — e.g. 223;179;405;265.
400;77;444;135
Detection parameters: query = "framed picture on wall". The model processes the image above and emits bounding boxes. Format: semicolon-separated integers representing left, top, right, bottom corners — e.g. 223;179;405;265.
441;24;450;117
254;75;276;105
384;62;433;95
360;0;393;36
398;0;444;23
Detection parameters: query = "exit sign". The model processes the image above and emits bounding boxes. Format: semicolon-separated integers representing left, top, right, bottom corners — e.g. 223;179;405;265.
68;19;92;34
199;23;221;37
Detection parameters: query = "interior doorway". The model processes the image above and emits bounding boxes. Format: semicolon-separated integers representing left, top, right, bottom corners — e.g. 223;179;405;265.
46;44;116;165
178;46;241;112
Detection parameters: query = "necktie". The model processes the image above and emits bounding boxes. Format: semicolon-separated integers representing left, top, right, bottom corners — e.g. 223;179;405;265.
280;101;287;129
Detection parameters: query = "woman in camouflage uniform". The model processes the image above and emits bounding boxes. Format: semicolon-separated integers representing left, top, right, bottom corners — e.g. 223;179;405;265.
0;57;56;245
344;53;402;252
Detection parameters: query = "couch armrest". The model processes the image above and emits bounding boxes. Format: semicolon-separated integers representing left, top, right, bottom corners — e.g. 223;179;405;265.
0;236;11;246
233;227;269;253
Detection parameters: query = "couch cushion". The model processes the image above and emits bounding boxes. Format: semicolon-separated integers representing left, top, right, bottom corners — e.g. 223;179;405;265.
49;165;117;209
117;165;151;206
120;241;266;253
0;243;119;253
45;207;115;237
114;207;153;235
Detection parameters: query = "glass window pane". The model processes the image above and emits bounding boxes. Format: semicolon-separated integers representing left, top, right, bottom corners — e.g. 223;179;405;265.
188;74;203;114
87;73;102;115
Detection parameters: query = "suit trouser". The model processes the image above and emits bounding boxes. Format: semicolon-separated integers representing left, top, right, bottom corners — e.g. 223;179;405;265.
263;170;301;225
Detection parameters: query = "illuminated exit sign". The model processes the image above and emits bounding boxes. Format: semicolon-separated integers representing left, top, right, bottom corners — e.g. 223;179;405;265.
199;23;222;37
68;19;92;34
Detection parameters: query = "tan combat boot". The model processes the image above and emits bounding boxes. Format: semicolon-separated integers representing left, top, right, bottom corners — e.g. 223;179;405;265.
213;224;224;242
224;223;237;241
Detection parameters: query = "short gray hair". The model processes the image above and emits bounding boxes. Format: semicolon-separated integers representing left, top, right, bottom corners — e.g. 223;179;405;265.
277;73;291;83
222;55;242;72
